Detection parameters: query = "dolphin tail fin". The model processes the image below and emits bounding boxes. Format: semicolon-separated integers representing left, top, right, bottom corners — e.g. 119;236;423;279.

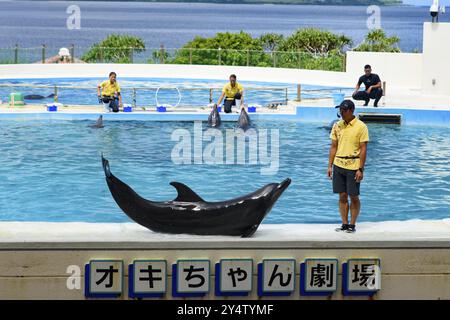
101;154;112;178
170;182;205;202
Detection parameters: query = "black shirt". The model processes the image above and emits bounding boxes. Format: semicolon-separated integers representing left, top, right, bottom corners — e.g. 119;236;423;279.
358;73;381;90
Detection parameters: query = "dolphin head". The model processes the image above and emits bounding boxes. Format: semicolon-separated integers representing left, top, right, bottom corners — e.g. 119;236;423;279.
267;178;291;205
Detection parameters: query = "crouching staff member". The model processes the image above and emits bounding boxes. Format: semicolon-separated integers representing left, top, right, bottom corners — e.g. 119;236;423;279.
327;100;369;233
97;72;122;113
216;74;244;113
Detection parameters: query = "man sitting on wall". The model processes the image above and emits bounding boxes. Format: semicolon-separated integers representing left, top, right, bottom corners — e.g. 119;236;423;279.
352;65;383;108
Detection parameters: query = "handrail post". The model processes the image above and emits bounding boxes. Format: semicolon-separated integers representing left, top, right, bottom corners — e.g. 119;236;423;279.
132;88;136;108
70;44;75;63
42;44;46;64
160;44;165;64
14;44;19;64
209;88;213;103
285;87;288;105
382;81;386;96
54;85;58;102
297;84;301;102
343;52;347;72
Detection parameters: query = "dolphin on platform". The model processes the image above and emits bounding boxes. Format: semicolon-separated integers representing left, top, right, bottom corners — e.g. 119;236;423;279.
101;156;291;237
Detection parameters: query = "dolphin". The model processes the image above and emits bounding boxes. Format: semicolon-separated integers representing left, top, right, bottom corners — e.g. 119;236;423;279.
89;115;104;129
24;93;55;100
236;108;251;131
207;104;221;128
101;156;291;237
320;119;339;132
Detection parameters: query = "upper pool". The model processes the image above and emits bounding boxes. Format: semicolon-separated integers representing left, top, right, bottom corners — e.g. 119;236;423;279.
0;119;449;224
0;77;352;107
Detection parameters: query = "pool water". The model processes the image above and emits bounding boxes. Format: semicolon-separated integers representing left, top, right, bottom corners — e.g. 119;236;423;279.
0;78;352;107
0;119;449;224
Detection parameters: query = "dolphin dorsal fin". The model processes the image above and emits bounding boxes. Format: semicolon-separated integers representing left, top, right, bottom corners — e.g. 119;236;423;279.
96;115;103;126
170;182;205;202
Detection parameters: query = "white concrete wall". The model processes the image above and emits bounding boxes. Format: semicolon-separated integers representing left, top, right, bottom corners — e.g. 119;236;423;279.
0;248;449;300
346;51;423;91
0;63;354;88
422;22;450;95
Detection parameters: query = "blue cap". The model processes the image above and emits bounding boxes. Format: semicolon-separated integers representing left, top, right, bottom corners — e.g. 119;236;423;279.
335;99;355;110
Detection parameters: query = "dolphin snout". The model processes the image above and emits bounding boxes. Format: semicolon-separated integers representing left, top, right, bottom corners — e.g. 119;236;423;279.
277;178;291;193
269;178;291;201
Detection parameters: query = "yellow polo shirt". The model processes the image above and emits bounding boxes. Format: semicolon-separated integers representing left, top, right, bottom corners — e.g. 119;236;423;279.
222;82;243;100
100;80;121;97
330;117;369;170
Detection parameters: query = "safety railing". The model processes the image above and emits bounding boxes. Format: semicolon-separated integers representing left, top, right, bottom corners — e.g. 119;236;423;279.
0;83;295;108
0;45;346;72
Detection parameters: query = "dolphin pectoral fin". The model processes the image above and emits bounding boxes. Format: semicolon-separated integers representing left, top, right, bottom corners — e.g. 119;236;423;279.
170;182;205;202
101;155;112;178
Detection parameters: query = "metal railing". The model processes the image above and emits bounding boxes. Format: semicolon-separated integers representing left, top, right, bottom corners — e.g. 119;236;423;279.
0;83;294;108
0;45;346;72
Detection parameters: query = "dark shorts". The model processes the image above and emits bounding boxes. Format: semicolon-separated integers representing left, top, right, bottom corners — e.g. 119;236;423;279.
333;165;360;196
223;92;242;113
224;99;235;113
103;96;119;112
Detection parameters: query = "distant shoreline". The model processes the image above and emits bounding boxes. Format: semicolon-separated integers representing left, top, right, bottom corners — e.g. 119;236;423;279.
21;0;405;6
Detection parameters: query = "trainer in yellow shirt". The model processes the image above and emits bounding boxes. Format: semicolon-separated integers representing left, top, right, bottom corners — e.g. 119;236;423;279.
216;74;244;113
97;72;122;113
327;99;369;234
330;116;369;171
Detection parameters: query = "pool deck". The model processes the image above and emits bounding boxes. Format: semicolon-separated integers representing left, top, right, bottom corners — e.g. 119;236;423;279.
1;219;449;250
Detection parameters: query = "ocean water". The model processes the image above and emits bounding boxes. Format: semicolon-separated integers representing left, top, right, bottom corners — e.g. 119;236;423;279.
0;1;448;53
0;119;449;224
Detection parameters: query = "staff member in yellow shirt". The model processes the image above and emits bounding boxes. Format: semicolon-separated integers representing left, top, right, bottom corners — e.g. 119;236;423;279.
327;100;369;233
216;74;244;113
97;72;122;113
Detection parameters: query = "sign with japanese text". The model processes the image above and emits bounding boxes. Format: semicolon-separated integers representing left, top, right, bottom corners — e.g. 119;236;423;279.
129;260;167;298
258;259;295;296
217;259;253;295
85;260;123;297
175;260;210;295
301;259;338;295
343;259;381;296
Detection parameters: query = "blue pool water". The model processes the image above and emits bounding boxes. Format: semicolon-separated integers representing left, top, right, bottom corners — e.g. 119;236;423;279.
0;120;449;224
0;78;352;107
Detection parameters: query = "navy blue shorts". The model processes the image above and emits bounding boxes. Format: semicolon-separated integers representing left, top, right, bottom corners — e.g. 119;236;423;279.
333;165;360;196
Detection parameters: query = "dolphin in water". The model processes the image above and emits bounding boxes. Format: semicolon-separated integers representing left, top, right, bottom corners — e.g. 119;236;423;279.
24;93;55;100
89;115;104;129
320;119;339;132
101;156;291;237
236;108;251;131
207;103;221;128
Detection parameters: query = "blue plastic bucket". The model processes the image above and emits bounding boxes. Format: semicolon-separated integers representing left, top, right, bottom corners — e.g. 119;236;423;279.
217;106;221;113
47;105;57;112
248;106;256;113
332;93;345;106
157;106;166;112
123;106;132;112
